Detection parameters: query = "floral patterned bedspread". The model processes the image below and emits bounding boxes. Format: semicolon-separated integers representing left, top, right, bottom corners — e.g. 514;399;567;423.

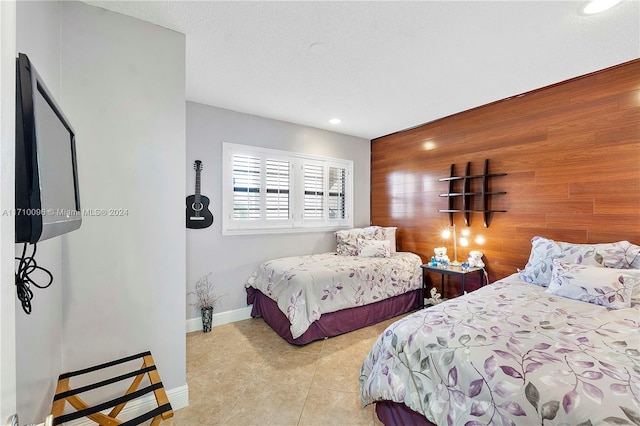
359;274;640;426
245;252;422;339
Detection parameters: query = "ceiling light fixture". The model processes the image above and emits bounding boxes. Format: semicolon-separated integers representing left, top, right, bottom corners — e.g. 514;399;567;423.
329;118;342;125
583;0;622;14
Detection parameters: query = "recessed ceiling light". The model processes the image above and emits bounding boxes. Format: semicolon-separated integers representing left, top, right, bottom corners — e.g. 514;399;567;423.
583;0;622;14
329;118;342;125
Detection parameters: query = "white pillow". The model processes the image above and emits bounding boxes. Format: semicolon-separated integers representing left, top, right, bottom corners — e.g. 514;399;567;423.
383;227;397;253
632;280;640;307
546;260;638;309
357;238;391;258
362;226;397;253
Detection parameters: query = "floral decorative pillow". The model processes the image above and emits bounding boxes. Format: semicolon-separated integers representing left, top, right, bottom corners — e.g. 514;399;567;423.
357;238;391;258
336;226;396;256
622;242;640;305
546;260;638;309
335;229;361;256
518;236;637;286
517;237;562;285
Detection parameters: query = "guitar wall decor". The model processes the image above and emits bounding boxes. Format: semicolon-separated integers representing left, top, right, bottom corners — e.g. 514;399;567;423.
186;160;213;229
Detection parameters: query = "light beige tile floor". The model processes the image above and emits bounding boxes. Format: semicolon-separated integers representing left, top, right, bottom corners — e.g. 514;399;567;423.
162;315;409;425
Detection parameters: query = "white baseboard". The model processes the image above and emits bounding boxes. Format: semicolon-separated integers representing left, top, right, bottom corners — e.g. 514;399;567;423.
65;308;254;424
64;307;254;426
67;384;189;425
186;306;253;333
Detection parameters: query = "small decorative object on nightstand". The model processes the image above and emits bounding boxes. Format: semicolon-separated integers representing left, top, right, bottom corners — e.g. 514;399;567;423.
433;246;450;266
421;263;485;306
468;250;485;268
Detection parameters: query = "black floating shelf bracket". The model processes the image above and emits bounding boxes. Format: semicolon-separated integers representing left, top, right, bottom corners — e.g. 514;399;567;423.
438;159;507;227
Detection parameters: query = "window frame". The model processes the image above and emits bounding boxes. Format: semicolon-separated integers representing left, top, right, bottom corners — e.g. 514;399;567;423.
222;142;354;235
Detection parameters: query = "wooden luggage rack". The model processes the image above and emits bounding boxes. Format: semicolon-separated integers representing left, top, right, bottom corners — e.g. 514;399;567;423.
51;351;173;425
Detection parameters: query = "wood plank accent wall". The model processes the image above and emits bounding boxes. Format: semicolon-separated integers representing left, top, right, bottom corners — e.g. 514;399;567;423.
371;59;640;294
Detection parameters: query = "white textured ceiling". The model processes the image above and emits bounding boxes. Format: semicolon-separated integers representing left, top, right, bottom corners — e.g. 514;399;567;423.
84;1;640;139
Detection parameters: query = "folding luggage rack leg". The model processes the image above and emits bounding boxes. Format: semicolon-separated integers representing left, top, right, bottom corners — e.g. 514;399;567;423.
51;351;173;425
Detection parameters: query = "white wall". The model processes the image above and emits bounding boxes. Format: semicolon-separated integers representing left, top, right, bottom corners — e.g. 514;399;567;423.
14;1;65;421
0;0;17;421
186;101;370;322
59;0;186;401
10;1;187;422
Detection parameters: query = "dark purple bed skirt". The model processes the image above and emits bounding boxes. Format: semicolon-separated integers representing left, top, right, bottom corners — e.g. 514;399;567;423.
246;287;422;345
375;400;436;426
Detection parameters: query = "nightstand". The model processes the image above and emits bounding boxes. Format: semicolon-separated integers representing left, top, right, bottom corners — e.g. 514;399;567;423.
421;264;485;306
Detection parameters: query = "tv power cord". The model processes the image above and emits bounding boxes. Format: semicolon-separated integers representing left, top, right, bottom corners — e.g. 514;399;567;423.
15;243;53;314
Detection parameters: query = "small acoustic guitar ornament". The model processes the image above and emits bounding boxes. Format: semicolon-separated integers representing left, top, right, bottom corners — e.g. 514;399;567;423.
186;160;213;229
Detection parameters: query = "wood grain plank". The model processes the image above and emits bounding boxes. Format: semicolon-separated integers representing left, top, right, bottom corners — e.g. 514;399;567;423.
594;196;640;214
619;89;640;110
515;227;589;243
372;59;640;281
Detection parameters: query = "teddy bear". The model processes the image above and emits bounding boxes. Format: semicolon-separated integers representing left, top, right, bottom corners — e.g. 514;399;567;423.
433;247;450;264
468;250;485;268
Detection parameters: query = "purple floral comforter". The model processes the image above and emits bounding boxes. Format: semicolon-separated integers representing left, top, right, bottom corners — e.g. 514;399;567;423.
360;274;640;425
245;252;422;339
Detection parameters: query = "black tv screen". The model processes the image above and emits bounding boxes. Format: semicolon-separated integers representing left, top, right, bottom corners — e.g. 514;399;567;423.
15;53;81;243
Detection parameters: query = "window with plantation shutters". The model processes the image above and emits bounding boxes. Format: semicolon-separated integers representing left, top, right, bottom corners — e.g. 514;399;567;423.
223;143;353;234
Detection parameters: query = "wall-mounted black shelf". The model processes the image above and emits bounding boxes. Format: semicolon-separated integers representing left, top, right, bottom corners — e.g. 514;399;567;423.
439;192;506;197
439;174;507;181
438;159;507;227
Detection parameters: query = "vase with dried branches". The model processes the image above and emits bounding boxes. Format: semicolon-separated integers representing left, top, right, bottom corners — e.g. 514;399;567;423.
188;273;222;332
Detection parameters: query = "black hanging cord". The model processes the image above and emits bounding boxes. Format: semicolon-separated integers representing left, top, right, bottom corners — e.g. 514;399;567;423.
15;243;53;314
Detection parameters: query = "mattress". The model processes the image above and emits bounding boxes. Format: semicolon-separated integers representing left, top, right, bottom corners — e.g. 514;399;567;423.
245;251;423;340
359;273;640;425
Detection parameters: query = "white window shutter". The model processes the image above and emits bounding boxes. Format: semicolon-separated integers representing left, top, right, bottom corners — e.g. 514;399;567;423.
232;154;261;220
328;166;347;220
265;158;290;220
303;163;324;220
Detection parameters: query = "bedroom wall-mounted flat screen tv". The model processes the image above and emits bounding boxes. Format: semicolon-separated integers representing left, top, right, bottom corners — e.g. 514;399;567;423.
15;53;82;244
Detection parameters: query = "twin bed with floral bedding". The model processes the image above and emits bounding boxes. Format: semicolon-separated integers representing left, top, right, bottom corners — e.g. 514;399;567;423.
245;226;423;345
359;237;640;425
